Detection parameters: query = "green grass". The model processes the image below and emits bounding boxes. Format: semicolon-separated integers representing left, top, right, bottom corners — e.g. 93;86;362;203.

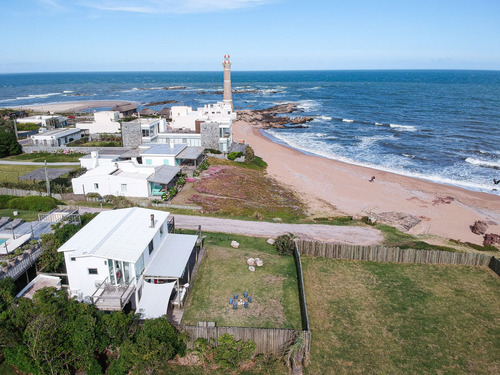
182;233;301;330
302;257;500;375
0;165;78;183
0;208;44;221
4;152;86;163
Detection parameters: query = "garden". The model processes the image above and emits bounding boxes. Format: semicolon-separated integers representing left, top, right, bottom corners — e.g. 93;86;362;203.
302;257;500;374
181;232;302;330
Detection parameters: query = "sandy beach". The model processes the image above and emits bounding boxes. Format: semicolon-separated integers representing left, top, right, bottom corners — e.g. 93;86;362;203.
16;100;135;113
233;118;500;245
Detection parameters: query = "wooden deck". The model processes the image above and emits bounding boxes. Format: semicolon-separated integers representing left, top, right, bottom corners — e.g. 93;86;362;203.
93;283;135;311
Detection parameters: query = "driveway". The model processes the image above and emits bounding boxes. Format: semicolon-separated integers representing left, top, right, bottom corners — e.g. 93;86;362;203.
173;214;383;245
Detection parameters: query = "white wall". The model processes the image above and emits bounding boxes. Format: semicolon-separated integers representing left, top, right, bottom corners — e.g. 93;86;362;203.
72;172;151;197
143;155;177;166
64;253;109;299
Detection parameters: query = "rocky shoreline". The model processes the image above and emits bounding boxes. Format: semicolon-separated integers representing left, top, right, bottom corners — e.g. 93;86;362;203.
238;103;314;129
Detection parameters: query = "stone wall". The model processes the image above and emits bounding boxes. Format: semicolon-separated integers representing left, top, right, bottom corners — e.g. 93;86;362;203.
200;122;220;150
121;121;142;148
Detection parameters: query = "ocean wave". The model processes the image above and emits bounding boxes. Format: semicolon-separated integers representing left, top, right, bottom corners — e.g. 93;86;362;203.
314;133;328;138
63;90;74;93
316;115;332;120
374;122;384;126
297;100;320;111
389;124;417;131
465;157;500;169
342;119;354;123
244;100;257;103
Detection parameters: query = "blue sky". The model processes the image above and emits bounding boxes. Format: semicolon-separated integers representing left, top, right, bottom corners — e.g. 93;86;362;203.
1;0;499;72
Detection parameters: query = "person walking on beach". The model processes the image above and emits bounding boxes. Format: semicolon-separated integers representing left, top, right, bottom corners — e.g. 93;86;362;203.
369;176;376;182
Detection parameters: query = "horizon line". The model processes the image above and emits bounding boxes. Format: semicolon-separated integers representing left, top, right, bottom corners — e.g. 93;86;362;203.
1;68;500;75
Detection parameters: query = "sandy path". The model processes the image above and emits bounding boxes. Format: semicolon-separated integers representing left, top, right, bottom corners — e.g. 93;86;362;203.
173;214;383;245
233;119;500;245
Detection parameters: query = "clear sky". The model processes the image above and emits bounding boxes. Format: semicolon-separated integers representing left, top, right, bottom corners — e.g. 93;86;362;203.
1;0;499;72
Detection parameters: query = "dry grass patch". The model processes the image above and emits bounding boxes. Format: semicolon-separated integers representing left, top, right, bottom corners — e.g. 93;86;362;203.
181;233;301;329
184;163;305;221
302;258;500;375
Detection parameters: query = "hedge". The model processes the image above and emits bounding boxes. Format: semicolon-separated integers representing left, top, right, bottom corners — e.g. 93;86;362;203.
6;196;58;212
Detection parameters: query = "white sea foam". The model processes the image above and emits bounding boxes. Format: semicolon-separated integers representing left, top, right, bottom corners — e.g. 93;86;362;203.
244;100;257;103
297;100;320;111
317;115;332;121
465;157;500;169
374;122;384;126
389;124;417;131
342;119;354;123
314;133;327;138
403;153;415;159
63;90;73;93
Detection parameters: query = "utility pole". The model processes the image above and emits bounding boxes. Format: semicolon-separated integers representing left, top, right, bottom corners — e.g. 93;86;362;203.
44;160;51;196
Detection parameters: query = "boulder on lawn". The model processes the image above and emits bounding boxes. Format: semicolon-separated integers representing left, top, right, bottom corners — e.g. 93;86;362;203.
483;233;500;246
255;259;264;267
248;266;255;272
266;238;275;245
231;240;239;248
247;258;255;266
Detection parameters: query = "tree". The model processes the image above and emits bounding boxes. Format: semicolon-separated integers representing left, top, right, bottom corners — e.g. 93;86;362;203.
0;130;22;158
244;145;256;164
274;233;296;255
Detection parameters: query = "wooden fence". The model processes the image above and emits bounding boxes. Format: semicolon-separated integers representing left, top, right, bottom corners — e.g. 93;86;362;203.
293;243;310;332
295;240;493;267
0;187;62;199
181;325;309;355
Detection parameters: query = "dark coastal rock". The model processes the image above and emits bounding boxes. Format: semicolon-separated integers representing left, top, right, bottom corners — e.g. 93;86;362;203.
369;212;422;232
291;116;314;125
142;99;178;106
470;220;488;235
163;86;186;90
483;233;500;246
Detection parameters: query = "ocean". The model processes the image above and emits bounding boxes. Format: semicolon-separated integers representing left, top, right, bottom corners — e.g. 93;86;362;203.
1;70;499;194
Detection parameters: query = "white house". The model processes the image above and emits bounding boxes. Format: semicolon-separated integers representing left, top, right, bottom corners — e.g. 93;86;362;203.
79;151;120;170
58;207;201;317
141;144;188;167
30;128;82;147
76;111;121;134
17;115;68;128
71;160;181;198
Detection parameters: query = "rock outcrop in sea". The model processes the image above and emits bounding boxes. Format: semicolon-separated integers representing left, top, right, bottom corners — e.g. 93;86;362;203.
238;103;314;129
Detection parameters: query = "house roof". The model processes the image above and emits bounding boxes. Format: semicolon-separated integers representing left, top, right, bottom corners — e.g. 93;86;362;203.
141;143;186;156
144;233;198;278
111;103;138;112
177;146;204;160
158;107;171;116
147;165;181;184
139;108;155;116
32;128;81;138
18;168;72;181
58;207;170;263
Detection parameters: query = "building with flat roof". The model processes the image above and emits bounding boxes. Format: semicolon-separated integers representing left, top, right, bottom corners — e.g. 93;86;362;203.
29;128;82;147
58;207;201;317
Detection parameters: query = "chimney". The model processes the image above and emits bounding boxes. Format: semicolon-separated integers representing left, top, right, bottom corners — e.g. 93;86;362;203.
150;214;155;228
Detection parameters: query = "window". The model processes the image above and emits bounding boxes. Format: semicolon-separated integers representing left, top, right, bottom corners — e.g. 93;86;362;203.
145;159;152;165
70;257;76;261
88;268;98;275
163;159;169;165
94;183;99;189
142;129;150;137
148;240;154;255
121;184;128;193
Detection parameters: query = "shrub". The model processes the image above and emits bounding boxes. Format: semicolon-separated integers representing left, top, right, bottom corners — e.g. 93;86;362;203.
213;334;256;369
199;159;210;170
274;233;295;256
7;196;57;211
0;195;16;209
227;151;243;161
204;148;222;155
244;145;255;164
176;176;186;187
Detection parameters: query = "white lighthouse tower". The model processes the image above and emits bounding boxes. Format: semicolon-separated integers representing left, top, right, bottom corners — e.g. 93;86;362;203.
222;54;233;110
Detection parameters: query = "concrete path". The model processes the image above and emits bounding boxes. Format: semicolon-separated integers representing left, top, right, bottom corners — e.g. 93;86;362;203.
173;214;383;245
0;161;79;166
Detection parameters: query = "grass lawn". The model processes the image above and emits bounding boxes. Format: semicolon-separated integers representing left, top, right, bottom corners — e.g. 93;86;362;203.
182;233;302;330
4;151;86;163
0;164;77;183
0;208;43;221
302;257;500;375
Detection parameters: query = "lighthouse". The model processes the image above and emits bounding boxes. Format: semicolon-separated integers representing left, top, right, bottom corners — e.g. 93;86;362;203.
222;54;233;110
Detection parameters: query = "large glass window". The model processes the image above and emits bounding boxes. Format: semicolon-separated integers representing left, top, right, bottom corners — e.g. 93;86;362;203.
135;253;145;281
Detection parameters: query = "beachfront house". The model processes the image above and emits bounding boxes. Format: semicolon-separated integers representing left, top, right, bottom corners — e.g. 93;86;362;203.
30;128;82;147
111;103;138;118
58;207;201;318
76;111;121;134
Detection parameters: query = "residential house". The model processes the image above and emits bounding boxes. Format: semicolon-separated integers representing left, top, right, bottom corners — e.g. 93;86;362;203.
76;111;121;134
71;160;181;198
111;103;138;118
17;115;68;128
30;128;82;147
58;207;201;318
139;108;155;116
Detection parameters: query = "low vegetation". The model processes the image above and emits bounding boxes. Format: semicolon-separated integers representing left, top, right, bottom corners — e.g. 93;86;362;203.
181;232;301;329
302;257;500;374
5;151;86;163
175;159;304;221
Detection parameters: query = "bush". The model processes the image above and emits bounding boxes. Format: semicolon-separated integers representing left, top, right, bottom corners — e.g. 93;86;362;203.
244;146;255;164
0;195;16;209
199;159;210;171
195;334;256;370
227;151;243;161
274;234;295;256
204;148;222;155
6;196;57;212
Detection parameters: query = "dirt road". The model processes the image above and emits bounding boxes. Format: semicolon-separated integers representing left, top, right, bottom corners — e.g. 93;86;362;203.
173;214;383;245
